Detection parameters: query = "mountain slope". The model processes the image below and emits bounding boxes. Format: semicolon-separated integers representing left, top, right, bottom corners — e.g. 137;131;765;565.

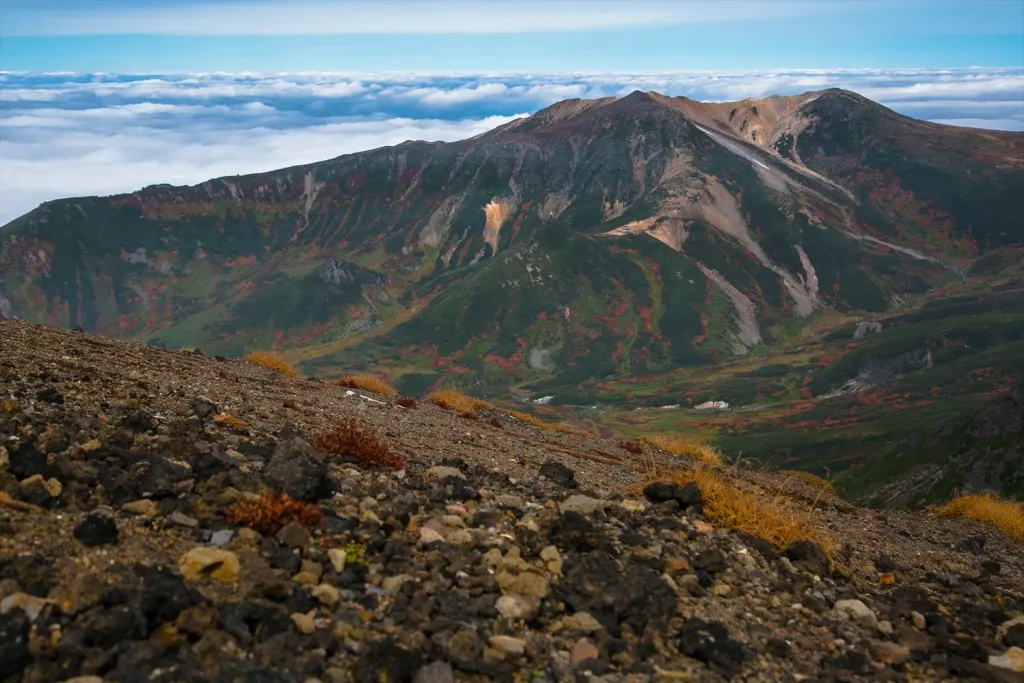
2;89;1022;396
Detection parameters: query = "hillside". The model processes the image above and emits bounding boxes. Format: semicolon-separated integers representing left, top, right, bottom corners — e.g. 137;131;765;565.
1;320;1023;682
2;89;1020;381
2;88;1022;505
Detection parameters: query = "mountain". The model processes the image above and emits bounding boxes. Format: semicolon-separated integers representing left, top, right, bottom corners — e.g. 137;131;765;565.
2;89;1022;401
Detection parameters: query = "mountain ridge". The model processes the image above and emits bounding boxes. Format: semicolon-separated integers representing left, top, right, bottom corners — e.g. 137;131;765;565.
1;86;1021;391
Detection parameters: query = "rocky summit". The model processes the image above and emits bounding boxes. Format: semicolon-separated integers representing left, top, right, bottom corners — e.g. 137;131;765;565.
1;319;1023;683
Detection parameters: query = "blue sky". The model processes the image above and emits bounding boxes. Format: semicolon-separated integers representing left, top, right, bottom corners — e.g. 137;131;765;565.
1;0;1022;72
1;1;1022;225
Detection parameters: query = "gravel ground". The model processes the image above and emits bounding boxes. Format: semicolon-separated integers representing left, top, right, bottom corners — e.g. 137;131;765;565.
1;319;1022;683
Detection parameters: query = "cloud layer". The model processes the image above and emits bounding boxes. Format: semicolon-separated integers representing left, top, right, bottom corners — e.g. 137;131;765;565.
1;69;1022;225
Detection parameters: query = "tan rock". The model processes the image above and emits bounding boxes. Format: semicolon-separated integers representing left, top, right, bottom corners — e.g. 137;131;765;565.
382;575;414;593
495;593;541;620
121;499;159;517
0;592;53;621
291;611;316;635
570;639;600;666
80;438;102;453
495;570;550;598
178;548;240;585
327;548;347;573
489;635;527;656
989;647;1024;672
559;612;603;633
312;583;340;606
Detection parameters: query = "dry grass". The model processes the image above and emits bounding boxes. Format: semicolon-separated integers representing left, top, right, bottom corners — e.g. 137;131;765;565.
635;465;836;558
244;351;300;378
786;470;836;494
311;418;406;470
336;374;398;397
551;422;591;437
429;389;492;417
937;493;1024;542
504;410;588;436
641;434;723;467
225;491;322;535
507;409;548;429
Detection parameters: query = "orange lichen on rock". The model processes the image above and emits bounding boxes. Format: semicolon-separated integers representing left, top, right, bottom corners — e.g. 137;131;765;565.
225;491;322;535
213;412;245;431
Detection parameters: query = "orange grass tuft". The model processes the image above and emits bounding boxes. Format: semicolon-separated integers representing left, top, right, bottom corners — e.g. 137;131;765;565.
311;417;406;470
244;351;300;378
636;466;836;558
641;434;723;467
787;470;836;494
336;374;398;397
937;493;1024;542
225;491;322;535
428;389;492;417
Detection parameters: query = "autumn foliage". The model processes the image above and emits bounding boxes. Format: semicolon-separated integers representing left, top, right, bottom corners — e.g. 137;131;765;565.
226;491;322;535
311;417;406;470
245;351;300;378
336;374;398;397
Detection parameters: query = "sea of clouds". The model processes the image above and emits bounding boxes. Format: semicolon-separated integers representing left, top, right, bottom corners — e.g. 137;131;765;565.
1;68;1022;225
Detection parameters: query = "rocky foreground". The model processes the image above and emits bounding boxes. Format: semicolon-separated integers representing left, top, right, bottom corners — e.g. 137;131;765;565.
1;319;1023;683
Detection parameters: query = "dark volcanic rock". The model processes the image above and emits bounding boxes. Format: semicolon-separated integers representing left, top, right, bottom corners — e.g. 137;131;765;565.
678;619;752;677
642;480;703;513
538;460;577;488
556;551;677;636
265;437;328;502
73;513;119;547
785;540;831;576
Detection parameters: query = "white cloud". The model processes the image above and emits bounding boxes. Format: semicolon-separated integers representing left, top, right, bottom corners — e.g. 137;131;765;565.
0;112;524;224
0;0;825;36
1;68;1021;225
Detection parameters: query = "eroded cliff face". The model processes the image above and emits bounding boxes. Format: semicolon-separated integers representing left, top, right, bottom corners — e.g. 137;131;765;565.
1;89;1020;385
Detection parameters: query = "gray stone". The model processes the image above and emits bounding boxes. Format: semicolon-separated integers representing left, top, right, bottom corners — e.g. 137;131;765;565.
559;495;609;515
425;466;465;482
209;530;234;548
276;520;311;549
413;662;455;683
169;511;199;528
835;599;877;626
495;593;541;620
